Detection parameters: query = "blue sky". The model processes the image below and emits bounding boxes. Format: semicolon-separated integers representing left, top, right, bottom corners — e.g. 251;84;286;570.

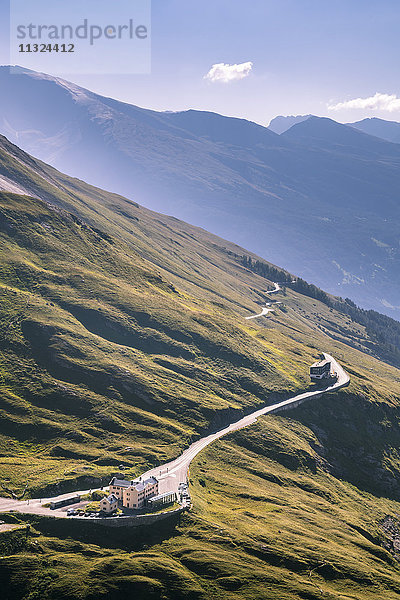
1;0;400;125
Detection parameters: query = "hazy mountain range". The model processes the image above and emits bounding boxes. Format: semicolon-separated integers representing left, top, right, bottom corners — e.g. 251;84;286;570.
269;114;400;142
1;66;400;318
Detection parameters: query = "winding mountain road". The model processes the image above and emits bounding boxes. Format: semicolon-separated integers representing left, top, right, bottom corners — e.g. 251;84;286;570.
267;282;281;294
245;301;283;320
144;353;349;496
245;283;283;319
0;354;349;517
0;278;349;518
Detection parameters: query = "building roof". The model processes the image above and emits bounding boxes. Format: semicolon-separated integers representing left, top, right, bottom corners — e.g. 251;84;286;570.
311;358;331;368
110;477;131;488
144;476;158;486
102;493;118;504
129;476;158;492
110;476;158;491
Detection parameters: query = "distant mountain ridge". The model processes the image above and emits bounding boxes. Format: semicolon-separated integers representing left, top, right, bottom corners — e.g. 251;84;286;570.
1;66;400;318
282;115;400;155
270;114;400;145
348;117;400;144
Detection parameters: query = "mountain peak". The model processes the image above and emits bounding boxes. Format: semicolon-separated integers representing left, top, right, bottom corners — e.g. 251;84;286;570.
281;115;400;154
268;114;312;134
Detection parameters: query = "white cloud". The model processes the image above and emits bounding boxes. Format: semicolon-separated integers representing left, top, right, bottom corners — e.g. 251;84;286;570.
328;92;400;112
204;61;253;83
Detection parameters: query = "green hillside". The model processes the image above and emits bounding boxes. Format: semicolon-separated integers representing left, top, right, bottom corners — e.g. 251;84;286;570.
1;136;400;598
0;191;309;496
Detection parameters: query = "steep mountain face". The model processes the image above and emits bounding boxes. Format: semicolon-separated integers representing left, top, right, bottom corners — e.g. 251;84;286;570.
1;136;400;598
349;117;400;144
1;68;400;320
268;114;312;134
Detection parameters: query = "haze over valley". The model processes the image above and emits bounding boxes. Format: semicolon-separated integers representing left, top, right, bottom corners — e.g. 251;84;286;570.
2;67;400;319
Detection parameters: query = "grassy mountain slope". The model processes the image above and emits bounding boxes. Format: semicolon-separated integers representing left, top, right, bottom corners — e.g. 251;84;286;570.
1;191;302;495
1;137;400;598
3;387;400;599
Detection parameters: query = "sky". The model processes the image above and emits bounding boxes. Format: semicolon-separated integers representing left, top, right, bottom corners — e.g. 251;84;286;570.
1;0;400;126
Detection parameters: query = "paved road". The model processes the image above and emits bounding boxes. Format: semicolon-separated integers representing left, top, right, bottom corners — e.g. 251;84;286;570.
142;353;349;496
0;353;349;517
267;282;281;294
245;301;283;320
245;283;283;320
0;487;95;518
245;305;275;319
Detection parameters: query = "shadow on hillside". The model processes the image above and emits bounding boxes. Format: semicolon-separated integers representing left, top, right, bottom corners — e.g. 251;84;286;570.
7;510;183;551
